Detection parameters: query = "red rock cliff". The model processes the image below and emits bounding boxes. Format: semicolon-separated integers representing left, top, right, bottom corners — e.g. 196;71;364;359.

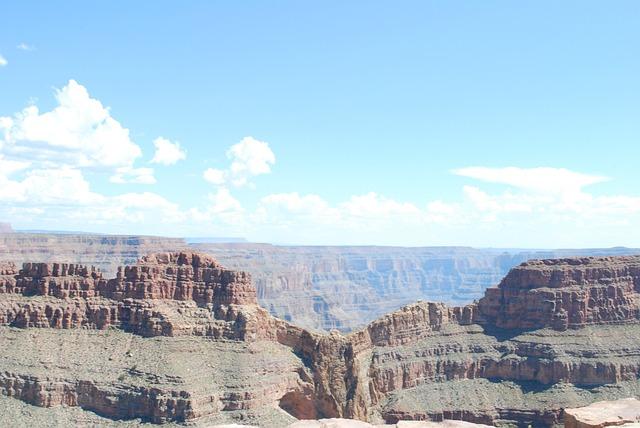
477;256;640;330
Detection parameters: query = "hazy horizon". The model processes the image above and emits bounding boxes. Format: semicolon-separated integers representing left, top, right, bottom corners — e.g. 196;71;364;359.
3;222;640;252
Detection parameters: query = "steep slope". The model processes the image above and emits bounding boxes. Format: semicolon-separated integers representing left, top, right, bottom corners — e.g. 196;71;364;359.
3;253;640;426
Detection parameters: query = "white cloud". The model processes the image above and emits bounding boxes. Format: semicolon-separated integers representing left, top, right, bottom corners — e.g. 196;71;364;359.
203;168;226;185
0;154;30;177
253;192;428;237
238;167;640;245
462;185;535;214
442;167;640;237
453;166;609;195
0;80;193;232
2;96;640;253
110;166;156;184
203;136;275;187
258;192;338;224
228;137;275;181
424;200;462;224
189;188;245;226
0;165;185;229
341;192;421;219
0;167;104;205
16;43;34;51
150;137;186;165
246;191;442;244
101;192;185;224
208;188;244;214
0;79;142;168
0;55;7;67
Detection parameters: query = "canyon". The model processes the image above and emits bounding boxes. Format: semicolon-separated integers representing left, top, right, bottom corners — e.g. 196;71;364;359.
2;227;639;331
2;251;640;426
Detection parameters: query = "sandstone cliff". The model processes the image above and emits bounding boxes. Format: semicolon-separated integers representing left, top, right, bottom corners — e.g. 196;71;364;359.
3;253;640;426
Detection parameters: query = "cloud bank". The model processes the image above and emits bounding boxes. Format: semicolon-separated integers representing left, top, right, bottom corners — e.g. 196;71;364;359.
2;81;640;247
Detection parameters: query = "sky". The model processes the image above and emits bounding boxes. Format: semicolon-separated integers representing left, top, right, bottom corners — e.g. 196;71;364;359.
1;1;639;247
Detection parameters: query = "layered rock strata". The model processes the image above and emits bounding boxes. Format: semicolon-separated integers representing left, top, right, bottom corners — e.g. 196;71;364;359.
477;256;640;330
3;226;639;332
0;253;260;339
2;254;640;427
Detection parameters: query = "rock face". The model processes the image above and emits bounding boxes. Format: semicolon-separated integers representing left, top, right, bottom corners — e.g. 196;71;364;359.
564;398;640;428
0;252;260;339
286;419;492;427
0;222;13;233
3;253;640;427
3;228;639;332
477;256;640;330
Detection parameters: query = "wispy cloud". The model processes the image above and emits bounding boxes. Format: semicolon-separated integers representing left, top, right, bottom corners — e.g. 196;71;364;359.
0;55;7;67
110;167;156;185
452;166;609;194
16;43;35;51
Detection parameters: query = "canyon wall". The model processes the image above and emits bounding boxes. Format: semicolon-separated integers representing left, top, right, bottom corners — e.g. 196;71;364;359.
193;243;640;331
3;253;640;426
2;227;640;333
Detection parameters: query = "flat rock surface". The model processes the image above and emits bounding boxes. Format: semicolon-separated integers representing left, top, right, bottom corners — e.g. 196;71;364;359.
564;398;640;428
380;379;640;426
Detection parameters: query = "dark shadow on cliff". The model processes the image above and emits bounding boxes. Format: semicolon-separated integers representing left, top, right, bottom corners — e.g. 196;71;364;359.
477;324;539;342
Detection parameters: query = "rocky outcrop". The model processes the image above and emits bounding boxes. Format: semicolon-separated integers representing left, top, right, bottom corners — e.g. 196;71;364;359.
564;398;640;428
3;253;640;427
0;252;260;339
287;419;492;427
0;222;13;233
477;257;640;330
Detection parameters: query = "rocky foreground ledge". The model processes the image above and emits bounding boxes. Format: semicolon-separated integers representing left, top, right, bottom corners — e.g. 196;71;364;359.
2;252;640;426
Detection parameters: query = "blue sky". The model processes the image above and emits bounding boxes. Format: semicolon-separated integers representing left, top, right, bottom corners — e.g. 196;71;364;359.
1;1;639;247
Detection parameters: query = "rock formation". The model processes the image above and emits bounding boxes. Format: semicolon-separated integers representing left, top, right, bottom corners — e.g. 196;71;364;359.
192;243;640;331
477;256;640;330
564;398;640;428
3;227;639;332
3;253;640;427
